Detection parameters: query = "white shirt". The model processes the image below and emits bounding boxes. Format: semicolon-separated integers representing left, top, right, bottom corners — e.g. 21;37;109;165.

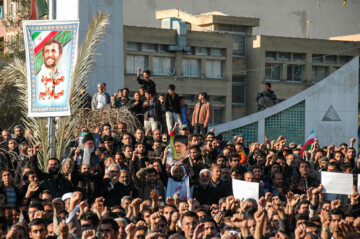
96;93;107;109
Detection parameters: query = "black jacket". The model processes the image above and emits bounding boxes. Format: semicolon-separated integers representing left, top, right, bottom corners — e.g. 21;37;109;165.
137;76;156;95
142;98;162;122
165;93;181;114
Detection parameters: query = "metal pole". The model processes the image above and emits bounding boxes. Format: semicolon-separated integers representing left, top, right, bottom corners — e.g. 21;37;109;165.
48;0;55;158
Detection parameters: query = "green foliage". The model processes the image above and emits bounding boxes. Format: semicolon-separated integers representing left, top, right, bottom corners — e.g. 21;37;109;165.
0;81;22;128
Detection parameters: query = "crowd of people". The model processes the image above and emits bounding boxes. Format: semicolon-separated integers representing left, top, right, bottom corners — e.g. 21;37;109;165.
0;68;359;239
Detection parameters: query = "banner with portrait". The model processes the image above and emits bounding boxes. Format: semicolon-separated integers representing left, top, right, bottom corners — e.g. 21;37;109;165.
23;20;79;117
166;135;188;167
77;132;100;166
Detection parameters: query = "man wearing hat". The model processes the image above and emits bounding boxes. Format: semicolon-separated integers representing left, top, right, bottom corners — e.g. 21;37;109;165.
76;133;98;167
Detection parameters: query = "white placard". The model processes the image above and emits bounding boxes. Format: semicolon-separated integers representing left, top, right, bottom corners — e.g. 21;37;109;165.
357;174;360;193
232;179;259;201
321;171;353;195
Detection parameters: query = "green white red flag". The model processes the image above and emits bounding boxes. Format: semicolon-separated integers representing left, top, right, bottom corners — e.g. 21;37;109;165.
300;130;315;155
30;0;48;20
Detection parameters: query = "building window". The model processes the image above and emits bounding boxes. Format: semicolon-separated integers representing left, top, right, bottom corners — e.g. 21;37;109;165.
278;52;290;61
126;42;140;51
339;56;351;64
232;33;246;57
159;45;167;52
265;63;282;81
153;57;175;75
211;48;225;56
182;59;200;77
312;66;329;83
265;52;277;60
141;43;157;52
312;54;324;63
126;55;148;74
293;53;306;61
325;55;337;63
212;108;224;125
195;47;209;56
232;76;245;104
205;60;224;78
287;65;304;82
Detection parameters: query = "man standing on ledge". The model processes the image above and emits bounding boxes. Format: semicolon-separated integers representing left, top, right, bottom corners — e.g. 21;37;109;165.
137;67;156;95
192;92;212;135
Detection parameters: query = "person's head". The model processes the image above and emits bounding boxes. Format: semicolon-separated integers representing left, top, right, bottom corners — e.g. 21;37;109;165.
171;165;185;181
145;90;154;100
329;209;345;233
347;147;356;160
143;70;151;80
216;156;226;168
1;170;14;187
220;167;230;182
117;122;127;135
121;133;132;146
327;162;339;172
14;125;24;137
135;129;145;141
164;204;177;223
100;218;119;239
244;171;255;182
174;141;187;160
297;201;310;216
199;169;211;187
230;166;244;180
265;82;271;91
97;83;105;94
42;39;62;70
120;196;133;209
115;152;125;166
305;222;320;238
200;217;218;238
230;153;241;168
189;145;200;160
146;168;157;184
47;158;60;175
122;145;133;159
1;130;11;140
334;151;344;163
168;84;176;95
251;165;262;180
7;139;17;151
180;211;199;239
25;170;39;185
80;212;99;232
211;164;221;181
109;164;121;179
272;172;283;187
299;161;311;178
180;96;186;107
119;170;130;185
198;92;207;102
29;218;47;239
152;129;161;141
102;123;112;136
295;213;309;228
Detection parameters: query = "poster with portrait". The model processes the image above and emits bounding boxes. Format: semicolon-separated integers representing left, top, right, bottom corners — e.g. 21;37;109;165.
77;132;100;166
23;20;79;117
166;135;188;167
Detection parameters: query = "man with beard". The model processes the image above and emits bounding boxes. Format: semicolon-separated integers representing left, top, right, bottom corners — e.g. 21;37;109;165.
119;169;138;198
100;164;130;207
69;156;101;204
166;165;191;200
270;172;287;201
34;157;73;198
77;134;98;166
14;125;26;144
192;169;222;206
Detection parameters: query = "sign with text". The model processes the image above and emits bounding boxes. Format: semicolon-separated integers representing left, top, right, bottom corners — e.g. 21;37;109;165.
23;20;79;117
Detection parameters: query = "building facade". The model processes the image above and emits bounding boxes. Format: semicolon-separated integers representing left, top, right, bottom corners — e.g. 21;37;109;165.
123;10;360;125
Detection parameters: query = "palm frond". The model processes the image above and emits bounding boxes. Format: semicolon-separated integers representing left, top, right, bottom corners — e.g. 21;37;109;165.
0;12;110;170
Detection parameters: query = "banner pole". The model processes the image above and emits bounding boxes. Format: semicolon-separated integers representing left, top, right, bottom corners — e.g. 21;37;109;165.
48;0;55;158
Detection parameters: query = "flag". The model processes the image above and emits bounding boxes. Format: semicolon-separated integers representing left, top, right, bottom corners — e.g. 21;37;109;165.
31;0;48;20
300;129;315;155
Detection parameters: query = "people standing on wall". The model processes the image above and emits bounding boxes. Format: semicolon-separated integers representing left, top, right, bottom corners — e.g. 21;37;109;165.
165;85;182;134
137;67;156;95
91;83;111;110
179;96;192;133
192;92;212;135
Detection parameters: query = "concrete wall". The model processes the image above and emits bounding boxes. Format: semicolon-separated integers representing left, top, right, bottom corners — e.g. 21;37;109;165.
57;0;124;95
123;0;360;39
213;57;359;147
